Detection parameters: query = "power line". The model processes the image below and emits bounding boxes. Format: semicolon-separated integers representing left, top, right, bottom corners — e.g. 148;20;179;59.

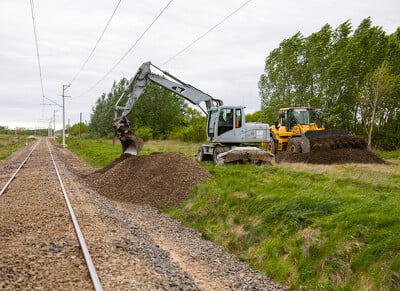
29;0;45;98
70;0;122;84
162;0;252;66
78;0;173;98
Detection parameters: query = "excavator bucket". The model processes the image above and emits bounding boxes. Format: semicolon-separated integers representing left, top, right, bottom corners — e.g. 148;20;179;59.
120;133;144;155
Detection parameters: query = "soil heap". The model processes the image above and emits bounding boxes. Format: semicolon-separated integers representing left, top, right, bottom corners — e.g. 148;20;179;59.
275;148;386;165
85;152;212;208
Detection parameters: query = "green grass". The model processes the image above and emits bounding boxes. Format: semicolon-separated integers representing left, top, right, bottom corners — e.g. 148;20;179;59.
63;137;199;167
0;135;30;160
377;149;400;160
61;137;122;167
63;137;400;290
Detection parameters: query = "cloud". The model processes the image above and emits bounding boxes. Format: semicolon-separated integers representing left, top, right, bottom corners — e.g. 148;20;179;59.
0;0;399;129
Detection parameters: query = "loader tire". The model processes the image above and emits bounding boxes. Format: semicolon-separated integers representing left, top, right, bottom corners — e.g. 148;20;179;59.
287;137;303;153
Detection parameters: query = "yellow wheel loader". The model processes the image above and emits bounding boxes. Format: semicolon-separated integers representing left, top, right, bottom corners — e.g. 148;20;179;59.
266;107;366;154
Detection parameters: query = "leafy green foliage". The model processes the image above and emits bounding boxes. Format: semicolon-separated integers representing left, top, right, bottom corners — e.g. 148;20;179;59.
169;108;207;142
259;19;400;149
131;83;187;139
90;78;129;138
245;110;266;123
69;122;89;137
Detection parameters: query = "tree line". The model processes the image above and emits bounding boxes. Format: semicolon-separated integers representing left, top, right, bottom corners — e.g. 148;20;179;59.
258;18;400;150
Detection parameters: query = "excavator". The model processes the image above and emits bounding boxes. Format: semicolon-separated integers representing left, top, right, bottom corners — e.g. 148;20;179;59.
113;61;272;165
266;107;367;154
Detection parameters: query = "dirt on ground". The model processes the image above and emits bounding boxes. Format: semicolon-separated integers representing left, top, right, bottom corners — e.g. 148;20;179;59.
84;152;212;208
276;148;386;164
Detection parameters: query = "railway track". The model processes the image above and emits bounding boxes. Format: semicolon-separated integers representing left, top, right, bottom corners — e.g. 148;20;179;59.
0;138;102;290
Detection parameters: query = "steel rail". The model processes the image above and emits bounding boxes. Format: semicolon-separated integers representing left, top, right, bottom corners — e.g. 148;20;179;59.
0;139;40;197
45;138;103;291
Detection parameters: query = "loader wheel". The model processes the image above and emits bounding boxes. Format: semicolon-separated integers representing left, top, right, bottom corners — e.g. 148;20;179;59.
287;138;303;153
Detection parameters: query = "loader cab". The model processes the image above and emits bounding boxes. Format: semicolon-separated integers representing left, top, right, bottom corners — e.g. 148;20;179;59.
279;108;310;132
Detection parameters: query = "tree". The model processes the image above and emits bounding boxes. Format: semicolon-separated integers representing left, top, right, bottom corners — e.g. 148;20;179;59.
130;83;187;139
69;122;89;137
360;62;400;149
90;78;129;137
245;110;266;123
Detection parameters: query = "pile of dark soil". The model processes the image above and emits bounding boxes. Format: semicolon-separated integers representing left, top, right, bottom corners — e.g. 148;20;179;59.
275;148;386;165
85;152;212;208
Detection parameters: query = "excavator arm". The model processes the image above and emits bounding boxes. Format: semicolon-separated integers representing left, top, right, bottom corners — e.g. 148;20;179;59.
113;61;223;155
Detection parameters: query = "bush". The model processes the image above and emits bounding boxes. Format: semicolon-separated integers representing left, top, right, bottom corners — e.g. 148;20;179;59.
169;125;206;142
135;126;153;141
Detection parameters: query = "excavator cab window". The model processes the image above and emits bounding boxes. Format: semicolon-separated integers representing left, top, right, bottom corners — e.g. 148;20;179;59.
218;108;234;135
207;108;219;138
235;109;242;128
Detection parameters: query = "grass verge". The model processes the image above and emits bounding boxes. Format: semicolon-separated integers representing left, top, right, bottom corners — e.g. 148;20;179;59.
0;135;29;160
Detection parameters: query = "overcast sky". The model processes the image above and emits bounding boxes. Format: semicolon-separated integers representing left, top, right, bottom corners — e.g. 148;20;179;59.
0;0;399;130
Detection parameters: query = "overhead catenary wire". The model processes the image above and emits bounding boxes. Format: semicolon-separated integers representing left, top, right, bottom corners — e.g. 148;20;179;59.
70;0;123;84
78;0;173;98
29;0;45;99
162;0;252;66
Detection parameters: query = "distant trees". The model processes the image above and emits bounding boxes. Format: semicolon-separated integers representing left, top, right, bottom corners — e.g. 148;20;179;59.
259;18;400;150
69;122;90;137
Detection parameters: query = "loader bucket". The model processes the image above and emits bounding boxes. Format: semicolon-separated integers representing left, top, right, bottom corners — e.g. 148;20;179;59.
304;130;367;152
120;133;144;155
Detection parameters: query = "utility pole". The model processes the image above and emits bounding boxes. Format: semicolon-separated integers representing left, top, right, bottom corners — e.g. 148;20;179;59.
62;84;71;147
53;109;57;138
79;112;82;139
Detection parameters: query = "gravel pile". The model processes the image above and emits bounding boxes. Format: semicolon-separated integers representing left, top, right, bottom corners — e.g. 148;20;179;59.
85;152;212;208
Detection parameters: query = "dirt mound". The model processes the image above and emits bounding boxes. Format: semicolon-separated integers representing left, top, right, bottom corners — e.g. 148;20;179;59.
275;148;386;165
85;152;212;208
309;135;367;151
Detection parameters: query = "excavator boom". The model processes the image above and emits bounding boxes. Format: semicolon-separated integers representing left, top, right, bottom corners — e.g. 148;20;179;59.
113;62;222;155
